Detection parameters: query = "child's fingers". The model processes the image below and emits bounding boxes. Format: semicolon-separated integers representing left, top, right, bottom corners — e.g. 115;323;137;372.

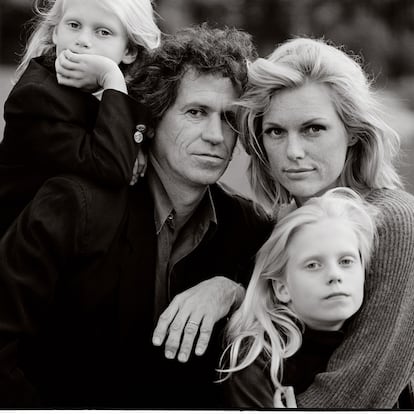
56;73;78;87
64;49;82;63
56;52;82;77
273;389;285;408
136;150;148;177
283;386;297;408
129;159;139;186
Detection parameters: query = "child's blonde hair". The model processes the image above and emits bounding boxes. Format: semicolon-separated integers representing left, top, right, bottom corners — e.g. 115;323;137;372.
221;187;379;393
16;0;161;80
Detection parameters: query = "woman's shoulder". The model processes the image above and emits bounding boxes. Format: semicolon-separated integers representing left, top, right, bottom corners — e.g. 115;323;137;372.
365;188;414;212
365;188;414;231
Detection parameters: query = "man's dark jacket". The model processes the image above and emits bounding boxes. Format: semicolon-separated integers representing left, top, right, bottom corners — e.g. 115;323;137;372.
0;174;271;408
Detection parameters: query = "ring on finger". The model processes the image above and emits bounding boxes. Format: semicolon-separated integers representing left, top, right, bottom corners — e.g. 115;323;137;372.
187;320;200;327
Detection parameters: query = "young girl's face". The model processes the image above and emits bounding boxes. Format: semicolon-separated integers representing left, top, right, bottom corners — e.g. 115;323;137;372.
277;218;364;331
52;0;136;65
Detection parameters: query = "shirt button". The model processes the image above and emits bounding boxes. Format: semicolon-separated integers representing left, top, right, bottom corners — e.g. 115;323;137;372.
136;124;146;132
167;214;174;221
134;131;143;143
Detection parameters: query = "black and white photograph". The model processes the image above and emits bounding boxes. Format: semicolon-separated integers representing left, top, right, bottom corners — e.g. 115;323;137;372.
0;0;413;409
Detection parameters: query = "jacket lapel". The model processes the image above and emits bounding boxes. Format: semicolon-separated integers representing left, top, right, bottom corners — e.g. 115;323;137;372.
118;180;157;350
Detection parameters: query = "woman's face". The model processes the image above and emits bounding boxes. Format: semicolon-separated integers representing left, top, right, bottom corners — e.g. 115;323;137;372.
262;82;351;205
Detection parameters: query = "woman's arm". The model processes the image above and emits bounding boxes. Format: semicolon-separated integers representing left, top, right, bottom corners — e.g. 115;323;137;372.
296;189;414;408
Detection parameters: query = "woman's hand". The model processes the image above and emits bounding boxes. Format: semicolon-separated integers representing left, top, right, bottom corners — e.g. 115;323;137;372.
152;276;245;363
274;386;297;408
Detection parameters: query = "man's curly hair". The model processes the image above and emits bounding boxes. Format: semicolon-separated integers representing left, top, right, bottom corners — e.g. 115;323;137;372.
129;23;258;128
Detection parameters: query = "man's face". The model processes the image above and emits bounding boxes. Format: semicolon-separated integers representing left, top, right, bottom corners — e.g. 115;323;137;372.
151;70;238;192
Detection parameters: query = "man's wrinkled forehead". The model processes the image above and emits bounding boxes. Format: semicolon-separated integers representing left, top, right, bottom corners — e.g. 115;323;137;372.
174;67;240;110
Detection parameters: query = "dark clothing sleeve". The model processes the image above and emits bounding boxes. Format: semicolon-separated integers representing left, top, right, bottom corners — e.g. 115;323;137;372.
225;352;274;408
225;328;344;409
0;175;125;407
0;57;149;235
0;177;87;406
2;59;147;185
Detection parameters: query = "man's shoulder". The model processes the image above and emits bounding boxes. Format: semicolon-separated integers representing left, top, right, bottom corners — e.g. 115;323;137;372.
38;174;129;241
211;182;272;232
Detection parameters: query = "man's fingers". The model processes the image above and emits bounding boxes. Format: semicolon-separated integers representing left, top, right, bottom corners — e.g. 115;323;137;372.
177;316;203;363
152;303;179;347
195;316;213;356
163;316;186;359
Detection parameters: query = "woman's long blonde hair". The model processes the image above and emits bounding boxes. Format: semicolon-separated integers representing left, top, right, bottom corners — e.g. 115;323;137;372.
15;0;161;81
237;37;402;210
221;187;378;393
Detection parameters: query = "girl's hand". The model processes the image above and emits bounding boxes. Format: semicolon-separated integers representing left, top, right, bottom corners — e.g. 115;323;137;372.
129;149;148;186
274;386;297;408
55;50;127;93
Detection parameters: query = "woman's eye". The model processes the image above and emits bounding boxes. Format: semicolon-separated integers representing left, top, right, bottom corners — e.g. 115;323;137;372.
264;127;283;138
305;125;325;135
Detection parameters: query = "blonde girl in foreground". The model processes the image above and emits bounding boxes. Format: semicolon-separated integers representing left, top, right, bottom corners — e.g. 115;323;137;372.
222;187;378;408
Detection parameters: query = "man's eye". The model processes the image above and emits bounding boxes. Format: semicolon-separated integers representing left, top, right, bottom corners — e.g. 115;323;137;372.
187;109;204;117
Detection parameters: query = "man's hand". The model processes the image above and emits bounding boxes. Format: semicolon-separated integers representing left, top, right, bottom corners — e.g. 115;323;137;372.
274;386;297;408
55;50;127;93
152;276;245;363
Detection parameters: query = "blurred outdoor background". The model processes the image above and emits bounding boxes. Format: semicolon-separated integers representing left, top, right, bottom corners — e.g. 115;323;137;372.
1;0;413;197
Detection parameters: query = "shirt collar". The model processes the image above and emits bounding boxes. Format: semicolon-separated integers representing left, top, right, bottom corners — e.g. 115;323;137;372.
147;156;174;234
147;154;217;234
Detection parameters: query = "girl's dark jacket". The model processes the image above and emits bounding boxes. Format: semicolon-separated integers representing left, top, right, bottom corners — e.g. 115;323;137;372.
0;56;149;236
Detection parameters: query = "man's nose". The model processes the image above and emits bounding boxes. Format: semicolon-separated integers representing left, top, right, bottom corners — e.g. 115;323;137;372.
286;133;305;160
202;115;224;144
